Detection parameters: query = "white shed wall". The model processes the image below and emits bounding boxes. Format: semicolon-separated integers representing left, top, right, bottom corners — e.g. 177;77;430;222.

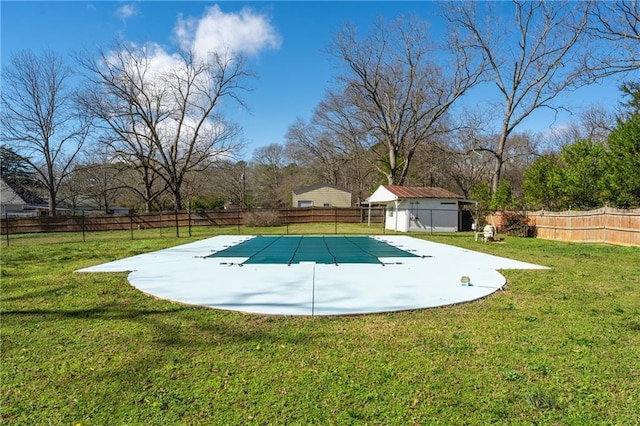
383;199;459;232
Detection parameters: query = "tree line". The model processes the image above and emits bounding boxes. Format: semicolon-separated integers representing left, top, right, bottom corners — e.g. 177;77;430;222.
2;1;639;215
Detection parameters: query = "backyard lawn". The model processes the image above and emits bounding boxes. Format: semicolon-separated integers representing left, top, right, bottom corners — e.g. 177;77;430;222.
1;226;639;424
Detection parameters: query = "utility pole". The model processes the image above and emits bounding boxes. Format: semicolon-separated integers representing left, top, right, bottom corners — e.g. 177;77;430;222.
240;168;246;210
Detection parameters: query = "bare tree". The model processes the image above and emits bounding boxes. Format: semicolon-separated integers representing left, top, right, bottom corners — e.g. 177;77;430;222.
86;90;167;212
285;117;349;186
250;143;290;208
1;50;91;215
327;15;487;185
209;160;248;208
533;105;616;154
78;41;247;210
61;144;132;213
286;105;376;203
447;151;493;200
588;0;640;77
443;1;592;194
579;106;616;143
313;91;380;197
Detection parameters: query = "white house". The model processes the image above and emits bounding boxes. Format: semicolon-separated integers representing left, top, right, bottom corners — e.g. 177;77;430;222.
0;177;27;216
368;185;473;232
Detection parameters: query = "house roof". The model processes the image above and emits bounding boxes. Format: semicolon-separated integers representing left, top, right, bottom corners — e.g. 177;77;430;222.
292;183;351;195
0;176;45;205
369;185;463;203
383;185;463;199
0;177;26;206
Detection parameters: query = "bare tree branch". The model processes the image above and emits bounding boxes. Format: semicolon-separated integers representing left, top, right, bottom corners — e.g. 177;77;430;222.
320;14;487;185
1;49;91;215
586;0;640;77
77;41;247;210
442;0;593;194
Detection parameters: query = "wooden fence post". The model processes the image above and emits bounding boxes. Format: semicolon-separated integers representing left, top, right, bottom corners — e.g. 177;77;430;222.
188;207;192;237
603;208;608;244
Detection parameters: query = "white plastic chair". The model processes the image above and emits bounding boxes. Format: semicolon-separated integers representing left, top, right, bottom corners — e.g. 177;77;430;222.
482;225;495;242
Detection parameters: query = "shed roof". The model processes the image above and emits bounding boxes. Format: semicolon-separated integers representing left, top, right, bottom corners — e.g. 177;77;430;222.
377;185;463;200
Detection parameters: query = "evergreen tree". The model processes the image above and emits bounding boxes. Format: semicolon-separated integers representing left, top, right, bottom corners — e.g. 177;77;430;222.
604;114;640;208
523;154;565;210
0;146;31;182
559;139;607;209
0;146;44;203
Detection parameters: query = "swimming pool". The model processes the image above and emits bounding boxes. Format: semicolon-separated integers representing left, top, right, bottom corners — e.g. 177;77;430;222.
207;235;419;265
77;235;549;316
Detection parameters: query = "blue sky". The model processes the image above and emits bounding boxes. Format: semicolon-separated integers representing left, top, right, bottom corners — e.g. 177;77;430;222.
1;1;630;159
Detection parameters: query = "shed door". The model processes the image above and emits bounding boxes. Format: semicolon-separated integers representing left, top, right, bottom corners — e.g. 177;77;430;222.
460;210;473;231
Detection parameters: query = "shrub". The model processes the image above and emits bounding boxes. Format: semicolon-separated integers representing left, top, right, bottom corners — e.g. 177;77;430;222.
243;209;281;227
501;212;534;237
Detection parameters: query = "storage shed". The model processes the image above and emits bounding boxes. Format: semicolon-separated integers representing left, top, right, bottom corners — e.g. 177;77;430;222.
292;184;352;208
368;185;473;232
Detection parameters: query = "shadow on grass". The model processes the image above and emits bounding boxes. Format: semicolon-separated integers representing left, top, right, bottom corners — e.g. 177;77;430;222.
1;304;184;320
2;299;324;348
0;284;77;302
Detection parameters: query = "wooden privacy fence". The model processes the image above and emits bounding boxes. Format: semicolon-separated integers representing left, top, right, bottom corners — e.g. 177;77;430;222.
0;207;386;236
487;208;640;246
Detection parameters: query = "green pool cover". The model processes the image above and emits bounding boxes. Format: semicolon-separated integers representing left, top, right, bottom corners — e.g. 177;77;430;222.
207;236;419;265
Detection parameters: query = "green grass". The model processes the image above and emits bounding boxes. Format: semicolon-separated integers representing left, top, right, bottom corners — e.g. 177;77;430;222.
2;227;639;425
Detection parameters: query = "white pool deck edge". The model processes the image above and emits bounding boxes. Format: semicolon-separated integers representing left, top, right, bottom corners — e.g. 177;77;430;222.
76;235;549;316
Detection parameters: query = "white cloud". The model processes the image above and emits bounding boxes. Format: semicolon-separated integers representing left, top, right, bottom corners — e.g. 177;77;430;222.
116;4;138;20
174;5;281;60
103;5;280;153
112;6;280;75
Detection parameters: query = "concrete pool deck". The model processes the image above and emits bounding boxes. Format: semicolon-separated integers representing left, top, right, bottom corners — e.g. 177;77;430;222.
76;235;549;316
